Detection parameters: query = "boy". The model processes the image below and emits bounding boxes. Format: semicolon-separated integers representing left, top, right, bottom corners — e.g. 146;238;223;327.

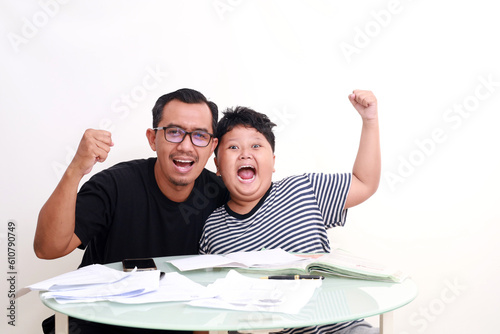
199;90;380;334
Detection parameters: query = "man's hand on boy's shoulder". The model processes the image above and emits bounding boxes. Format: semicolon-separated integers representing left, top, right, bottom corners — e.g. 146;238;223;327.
348;89;378;122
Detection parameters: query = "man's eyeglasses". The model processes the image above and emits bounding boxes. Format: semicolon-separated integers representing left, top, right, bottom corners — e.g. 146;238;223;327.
153;127;214;147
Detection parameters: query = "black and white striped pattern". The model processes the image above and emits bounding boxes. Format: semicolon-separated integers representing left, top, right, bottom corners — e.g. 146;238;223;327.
275;320;363;334
199;173;359;333
200;173;351;255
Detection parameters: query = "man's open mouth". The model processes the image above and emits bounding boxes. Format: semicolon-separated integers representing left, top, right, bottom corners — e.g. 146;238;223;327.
237;165;256;181
173;159;194;168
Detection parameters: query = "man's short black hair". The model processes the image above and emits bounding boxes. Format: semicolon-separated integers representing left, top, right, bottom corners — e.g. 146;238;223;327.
215;106;276;156
152;88;218;134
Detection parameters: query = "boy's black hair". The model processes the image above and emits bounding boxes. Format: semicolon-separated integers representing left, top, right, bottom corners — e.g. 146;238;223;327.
215;106;276;156
152;88;218;134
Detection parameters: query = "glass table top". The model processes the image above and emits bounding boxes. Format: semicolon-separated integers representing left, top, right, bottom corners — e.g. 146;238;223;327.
41;255;418;331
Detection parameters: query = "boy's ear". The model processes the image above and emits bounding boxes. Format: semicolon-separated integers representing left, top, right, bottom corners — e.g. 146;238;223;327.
273;154;276;173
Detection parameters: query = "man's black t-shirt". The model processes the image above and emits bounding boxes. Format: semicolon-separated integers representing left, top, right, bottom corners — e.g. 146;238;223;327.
74;158;228;267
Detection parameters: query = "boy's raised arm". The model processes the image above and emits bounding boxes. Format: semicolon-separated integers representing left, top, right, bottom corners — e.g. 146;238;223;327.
34;129;114;259
345;90;381;208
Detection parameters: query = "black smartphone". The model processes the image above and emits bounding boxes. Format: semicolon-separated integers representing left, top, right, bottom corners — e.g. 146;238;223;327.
122;258;157;272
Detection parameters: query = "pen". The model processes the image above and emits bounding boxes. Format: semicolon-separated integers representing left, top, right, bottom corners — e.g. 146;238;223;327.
261;275;324;280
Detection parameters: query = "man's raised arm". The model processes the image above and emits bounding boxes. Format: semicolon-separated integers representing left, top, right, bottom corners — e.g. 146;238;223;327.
34;129;113;259
345;89;381;208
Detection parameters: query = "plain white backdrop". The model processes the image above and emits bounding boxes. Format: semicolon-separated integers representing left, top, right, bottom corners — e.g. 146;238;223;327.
1;1;499;333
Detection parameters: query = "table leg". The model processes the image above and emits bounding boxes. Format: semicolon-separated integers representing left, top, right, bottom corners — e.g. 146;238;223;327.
379;311;394;334
54;312;69;334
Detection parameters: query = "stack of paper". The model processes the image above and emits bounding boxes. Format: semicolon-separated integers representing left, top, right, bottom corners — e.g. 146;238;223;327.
22;264;212;304
26;264;162;304
189;270;322;314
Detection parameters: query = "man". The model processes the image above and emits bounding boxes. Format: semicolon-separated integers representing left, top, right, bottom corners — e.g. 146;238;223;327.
34;88;228;333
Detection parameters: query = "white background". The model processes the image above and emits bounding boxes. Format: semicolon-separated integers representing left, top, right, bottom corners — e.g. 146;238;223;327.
1;1;499;333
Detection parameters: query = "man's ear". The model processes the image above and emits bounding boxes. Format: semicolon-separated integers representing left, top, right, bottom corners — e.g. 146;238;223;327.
214;157;220;176
210;137;218;156
146;128;157;151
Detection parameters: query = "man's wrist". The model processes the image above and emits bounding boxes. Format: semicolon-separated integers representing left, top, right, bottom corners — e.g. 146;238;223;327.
63;164;86;184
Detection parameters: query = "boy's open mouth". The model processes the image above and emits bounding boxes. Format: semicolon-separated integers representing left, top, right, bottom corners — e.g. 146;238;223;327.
237;165;256;181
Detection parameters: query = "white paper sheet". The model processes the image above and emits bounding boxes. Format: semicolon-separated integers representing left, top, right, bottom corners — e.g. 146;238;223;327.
109;272;216;304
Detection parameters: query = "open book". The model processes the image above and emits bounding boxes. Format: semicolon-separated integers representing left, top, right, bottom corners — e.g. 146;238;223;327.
168;248;407;283
298;250;407;283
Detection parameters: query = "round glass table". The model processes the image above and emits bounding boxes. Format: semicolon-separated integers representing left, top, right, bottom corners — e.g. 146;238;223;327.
41;255;417;333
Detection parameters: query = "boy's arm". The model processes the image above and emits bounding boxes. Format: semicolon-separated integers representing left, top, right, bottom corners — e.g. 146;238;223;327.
34;129;113;259
345;90;381;208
